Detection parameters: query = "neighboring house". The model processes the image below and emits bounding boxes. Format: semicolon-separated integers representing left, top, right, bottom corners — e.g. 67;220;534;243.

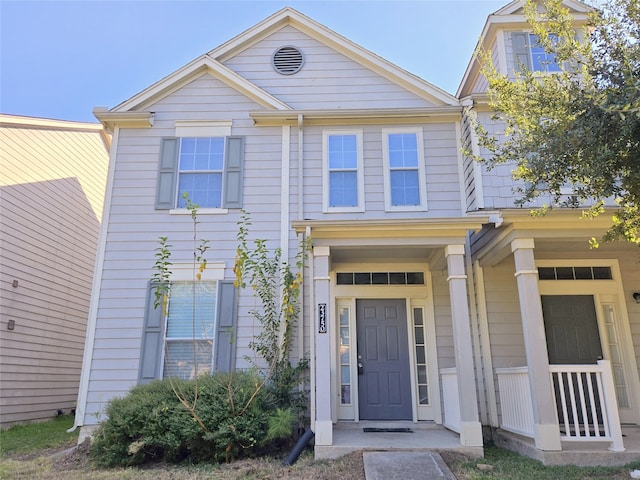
75;0;639;465
0;114;110;428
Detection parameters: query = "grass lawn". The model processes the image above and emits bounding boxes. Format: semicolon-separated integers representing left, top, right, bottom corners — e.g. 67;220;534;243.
0;415;79;458
1;417;639;479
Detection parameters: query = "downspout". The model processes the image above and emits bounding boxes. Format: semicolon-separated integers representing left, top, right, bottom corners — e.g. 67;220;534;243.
297;114;304;221
68;126;120;434
279;125;291;355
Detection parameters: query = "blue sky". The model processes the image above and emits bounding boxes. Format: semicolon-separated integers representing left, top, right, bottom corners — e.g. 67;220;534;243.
0;0;506;123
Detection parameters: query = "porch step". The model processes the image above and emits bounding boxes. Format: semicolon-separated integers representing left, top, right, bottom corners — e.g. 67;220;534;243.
315;422;484;460
335;420;441;431
363;451;456;480
494;426;640;467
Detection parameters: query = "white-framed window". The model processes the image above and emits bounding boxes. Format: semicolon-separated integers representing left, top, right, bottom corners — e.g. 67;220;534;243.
513;32;561;73
323;130;364;212
139;263;237;383
155;121;244;212
177;137;225;208
163;281;217;379
382;128;427;211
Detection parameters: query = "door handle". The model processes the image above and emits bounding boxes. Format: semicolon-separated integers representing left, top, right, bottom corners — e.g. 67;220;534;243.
358;362;364;375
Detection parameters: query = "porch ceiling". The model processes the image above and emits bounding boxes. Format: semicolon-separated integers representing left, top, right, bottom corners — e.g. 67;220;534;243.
471;209;637;267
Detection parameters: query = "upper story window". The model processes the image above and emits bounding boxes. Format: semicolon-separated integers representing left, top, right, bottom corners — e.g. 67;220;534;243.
513;32;561;73
177;137;224;208
155;130;244;212
323;131;364;212
382;129;427;211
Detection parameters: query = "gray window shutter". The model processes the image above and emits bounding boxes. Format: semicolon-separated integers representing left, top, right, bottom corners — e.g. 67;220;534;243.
215;281;237;372
223;136;244;208
138;283;165;383
155;137;179;209
513;32;531;73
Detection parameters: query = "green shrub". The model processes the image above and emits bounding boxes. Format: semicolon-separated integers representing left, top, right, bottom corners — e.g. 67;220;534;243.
90;371;296;467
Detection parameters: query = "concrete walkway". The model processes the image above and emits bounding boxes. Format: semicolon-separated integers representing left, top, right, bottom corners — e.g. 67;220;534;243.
363;451;457;480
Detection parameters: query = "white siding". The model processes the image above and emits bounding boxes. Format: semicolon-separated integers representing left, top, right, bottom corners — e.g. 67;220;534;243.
0;117;109;427
83;75;286;424
224;26;435;110
299;122;464;221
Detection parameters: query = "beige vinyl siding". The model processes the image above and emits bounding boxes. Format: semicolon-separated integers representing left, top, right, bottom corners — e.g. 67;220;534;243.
224;26;435;110
82;76;286;424
0;117;109;427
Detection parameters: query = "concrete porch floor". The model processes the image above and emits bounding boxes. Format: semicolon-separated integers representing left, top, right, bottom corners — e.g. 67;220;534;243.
314;421;484;460
494;425;640;466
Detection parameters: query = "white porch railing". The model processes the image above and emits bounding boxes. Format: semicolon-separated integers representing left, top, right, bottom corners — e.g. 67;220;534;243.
495;366;535;437
495;360;624;452
440;368;460;433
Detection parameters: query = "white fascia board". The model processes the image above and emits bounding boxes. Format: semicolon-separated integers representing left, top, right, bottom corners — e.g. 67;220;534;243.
0;113;104;131
111;55;290;114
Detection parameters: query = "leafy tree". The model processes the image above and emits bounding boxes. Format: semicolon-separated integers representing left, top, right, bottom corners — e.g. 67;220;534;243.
471;0;639;246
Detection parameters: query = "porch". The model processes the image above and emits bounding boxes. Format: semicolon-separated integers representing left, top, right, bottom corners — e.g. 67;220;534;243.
494;425;640;466
314;420;484;460
495;361;640;466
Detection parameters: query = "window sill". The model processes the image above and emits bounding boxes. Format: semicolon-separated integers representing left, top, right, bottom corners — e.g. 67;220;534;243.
323;206;365;213
170;208;229;215
385;205;428;212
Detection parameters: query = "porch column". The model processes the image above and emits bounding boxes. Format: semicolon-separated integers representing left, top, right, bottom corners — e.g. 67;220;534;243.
511;238;561;451
445;245;483;447
313;245;332;445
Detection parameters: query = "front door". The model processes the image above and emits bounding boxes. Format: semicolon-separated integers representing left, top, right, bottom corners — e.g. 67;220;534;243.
542;295;602;364
356;299;412;420
542;295;604;431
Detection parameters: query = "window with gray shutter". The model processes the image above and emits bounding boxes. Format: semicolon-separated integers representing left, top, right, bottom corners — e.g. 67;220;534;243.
155;136;244;210
138;280;237;382
512;32;531;73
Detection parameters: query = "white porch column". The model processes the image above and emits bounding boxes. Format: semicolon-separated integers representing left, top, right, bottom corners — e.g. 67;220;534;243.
445;245;483;447
313;245;332;445
511;238;561;451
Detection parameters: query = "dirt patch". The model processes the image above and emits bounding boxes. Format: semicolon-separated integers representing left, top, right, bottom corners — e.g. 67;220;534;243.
49;439;92;472
38;444;366;480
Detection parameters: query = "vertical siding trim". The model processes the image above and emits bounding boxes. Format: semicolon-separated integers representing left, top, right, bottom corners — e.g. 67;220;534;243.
473;258;499;426
73;126;120;430
496;30;508;76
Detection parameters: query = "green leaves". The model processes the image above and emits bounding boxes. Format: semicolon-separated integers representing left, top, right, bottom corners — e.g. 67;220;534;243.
471;0;640;246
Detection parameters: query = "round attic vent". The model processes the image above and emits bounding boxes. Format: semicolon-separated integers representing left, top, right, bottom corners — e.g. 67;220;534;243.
272;46;304;75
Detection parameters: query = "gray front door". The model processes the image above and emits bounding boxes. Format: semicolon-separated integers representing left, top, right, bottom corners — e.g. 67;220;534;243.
356;299;412;420
542;295;602;364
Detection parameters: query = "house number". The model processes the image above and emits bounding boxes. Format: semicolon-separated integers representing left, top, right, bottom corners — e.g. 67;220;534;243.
318;303;327;333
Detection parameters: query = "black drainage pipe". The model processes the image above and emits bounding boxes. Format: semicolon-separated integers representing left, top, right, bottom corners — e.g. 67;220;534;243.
282;428;315;466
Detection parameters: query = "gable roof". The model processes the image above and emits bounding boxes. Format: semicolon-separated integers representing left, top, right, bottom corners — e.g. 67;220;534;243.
457;0;593;99
209;7;457;107
96;6;458;127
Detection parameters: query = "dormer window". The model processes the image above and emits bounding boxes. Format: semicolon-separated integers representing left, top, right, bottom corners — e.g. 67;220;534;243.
513;32;561;73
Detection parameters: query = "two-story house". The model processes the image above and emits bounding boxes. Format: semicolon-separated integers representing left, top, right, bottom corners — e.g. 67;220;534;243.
73;0;639;465
459;0;640;464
